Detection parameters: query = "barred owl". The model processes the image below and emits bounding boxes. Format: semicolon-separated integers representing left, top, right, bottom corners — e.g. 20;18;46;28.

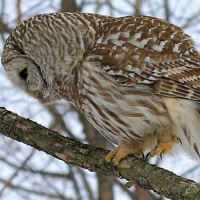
2;12;200;166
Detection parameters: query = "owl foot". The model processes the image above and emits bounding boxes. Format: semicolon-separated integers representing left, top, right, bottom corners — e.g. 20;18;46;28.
148;137;180;157
105;144;143;166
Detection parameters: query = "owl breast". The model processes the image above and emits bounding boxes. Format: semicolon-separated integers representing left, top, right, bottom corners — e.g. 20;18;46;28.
78;61;171;145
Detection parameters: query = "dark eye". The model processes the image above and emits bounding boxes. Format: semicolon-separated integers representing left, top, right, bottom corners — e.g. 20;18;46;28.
19;68;28;80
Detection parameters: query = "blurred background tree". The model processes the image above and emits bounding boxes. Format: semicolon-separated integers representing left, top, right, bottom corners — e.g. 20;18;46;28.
1;0;200;200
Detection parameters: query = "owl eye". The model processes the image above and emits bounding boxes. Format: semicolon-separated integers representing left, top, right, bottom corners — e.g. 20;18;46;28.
19;68;28;80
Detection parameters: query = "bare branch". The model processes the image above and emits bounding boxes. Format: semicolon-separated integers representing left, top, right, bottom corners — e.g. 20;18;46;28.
0;107;200;199
164;0;170;21
134;0;142;15
0;17;11;33
0;177;72;200
16;0;22;24
60;0;78;12
0;150;35;196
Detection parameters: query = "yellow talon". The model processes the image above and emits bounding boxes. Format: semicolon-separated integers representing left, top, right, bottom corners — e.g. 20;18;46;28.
150;144;172;157
105;144;144;166
105;147;119;164
162;145;172;154
149;136;181;157
113;158;120;166
105;153;113;164
105;136;181;164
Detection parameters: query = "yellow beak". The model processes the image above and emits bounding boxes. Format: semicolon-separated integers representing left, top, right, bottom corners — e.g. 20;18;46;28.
28;91;38;99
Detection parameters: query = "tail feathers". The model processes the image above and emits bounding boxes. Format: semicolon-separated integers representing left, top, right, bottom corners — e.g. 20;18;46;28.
178;133;200;161
153;77;200;100
163;97;200;162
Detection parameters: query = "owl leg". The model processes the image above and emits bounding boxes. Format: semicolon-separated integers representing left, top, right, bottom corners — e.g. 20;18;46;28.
105;140;146;166
149;135;180;157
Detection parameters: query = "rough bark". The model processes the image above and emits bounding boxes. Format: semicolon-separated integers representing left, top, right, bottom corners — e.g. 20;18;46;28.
0;106;200;200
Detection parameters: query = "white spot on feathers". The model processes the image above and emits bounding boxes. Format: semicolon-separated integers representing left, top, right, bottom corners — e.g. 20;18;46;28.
121;32;130;38
173;43;180;53
129;73;135;77
122;46;126;51
133;68;141;75
161;69;167;72
129;40;144;48
107;70;115;75
133;55;139;60
103;66;111;70
140;38;150;46
153;69;159;73
186;90;193;99
107;70;123;76
143;80;151;84
170;33;175;39
114;54;120;59
152;43;164;52
148;76;156;80
144;56;150;62
133;33;142;39
110;40;125;46
125;65;132;70
106;33;120;40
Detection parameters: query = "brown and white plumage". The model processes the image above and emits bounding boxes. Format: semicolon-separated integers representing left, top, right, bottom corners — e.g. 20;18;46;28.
2;12;200;165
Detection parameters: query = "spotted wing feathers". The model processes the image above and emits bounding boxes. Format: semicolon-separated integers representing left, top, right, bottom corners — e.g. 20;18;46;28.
88;15;200;100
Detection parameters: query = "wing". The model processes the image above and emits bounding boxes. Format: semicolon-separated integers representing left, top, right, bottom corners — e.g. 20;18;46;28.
87;15;200;100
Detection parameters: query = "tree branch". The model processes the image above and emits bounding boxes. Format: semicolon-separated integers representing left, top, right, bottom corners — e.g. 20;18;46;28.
0;106;200;200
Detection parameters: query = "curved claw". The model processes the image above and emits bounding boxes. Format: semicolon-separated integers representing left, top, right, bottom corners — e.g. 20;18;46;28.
110;160;117;170
149;144;173;157
160;153;163;160
177;137;182;145
142;152;145;160
146;152;150;160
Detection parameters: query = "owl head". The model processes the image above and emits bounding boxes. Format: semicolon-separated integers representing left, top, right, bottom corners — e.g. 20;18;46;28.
2;54;59;103
1;13;88;104
1;16;64;104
